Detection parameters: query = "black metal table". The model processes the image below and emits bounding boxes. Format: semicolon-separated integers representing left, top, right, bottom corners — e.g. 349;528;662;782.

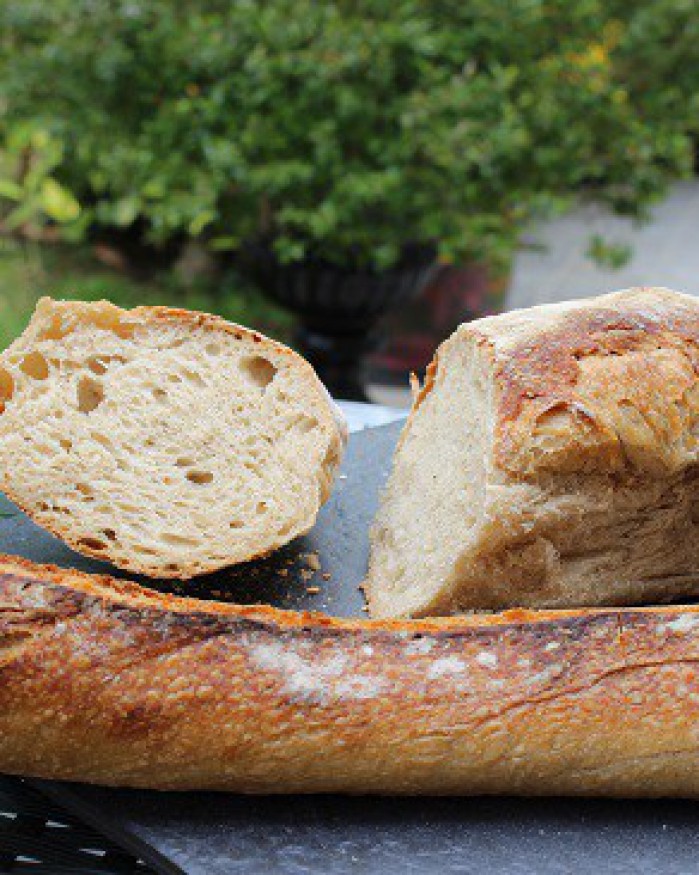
0;777;154;874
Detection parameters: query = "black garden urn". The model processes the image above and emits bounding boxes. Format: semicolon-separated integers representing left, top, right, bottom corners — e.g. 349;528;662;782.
243;244;437;401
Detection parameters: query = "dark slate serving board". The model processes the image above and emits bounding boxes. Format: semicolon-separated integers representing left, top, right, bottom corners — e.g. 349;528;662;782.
1;421;698;874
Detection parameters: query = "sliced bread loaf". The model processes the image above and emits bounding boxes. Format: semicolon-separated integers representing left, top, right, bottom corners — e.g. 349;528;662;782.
366;287;699;618
0;298;346;578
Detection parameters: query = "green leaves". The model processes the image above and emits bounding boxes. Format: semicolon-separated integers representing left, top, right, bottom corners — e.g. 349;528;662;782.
0;180;23;201
586;235;632;269
0;0;697;269
40;178;81;222
0;123;82;233
110;196;141;228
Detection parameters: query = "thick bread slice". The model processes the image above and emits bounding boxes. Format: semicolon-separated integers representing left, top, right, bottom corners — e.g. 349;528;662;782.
4;553;699;795
0;298;346;578
367;287;699;618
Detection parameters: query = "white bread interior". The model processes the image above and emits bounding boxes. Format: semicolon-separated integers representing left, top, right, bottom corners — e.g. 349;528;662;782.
0;298;346;578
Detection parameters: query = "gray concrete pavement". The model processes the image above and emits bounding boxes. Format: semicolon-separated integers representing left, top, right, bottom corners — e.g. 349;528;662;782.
508;180;699;309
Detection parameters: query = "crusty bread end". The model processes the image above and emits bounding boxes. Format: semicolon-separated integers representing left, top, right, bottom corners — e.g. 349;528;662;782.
367;287;699;617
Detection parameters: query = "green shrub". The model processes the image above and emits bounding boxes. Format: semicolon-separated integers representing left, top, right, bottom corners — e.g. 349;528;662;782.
1;0;698;271
0;239;292;350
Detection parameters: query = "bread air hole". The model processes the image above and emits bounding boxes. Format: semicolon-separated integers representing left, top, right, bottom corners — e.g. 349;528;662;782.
39;305;135;341
87;356;108;375
20;352;49;380
87;354;126;375
206;343;221;356
186;470;214;485
0;368;14;411
533;404;575;436
323;443;340;470
78;536;107;552
240;356;277;389
91;432;113;450
183;369;205;387
293;414;318;434
77;377;104;413
229;520;244;529
152;388;168;401
160;533;200;546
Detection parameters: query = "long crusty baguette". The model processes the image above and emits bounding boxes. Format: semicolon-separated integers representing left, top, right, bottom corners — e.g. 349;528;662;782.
0;298;346;578
367;286;699;618
3;553;699;796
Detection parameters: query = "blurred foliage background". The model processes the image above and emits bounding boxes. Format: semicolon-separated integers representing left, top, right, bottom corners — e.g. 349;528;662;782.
0;0;698;346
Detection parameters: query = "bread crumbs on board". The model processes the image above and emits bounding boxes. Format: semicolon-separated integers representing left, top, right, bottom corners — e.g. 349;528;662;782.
307;553;321;572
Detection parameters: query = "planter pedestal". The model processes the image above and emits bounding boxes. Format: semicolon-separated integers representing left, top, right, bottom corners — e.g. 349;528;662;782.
295;323;379;402
243;246;437;401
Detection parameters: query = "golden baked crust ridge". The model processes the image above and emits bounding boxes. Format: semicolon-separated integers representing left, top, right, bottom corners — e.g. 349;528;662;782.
3;553;699;796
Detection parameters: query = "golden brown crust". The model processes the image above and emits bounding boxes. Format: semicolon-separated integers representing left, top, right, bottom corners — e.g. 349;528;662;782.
468;288;699;478
4;553;699;795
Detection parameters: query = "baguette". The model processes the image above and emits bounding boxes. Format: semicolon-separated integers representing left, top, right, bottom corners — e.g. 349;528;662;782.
367;286;699;618
3;553;699;796
0;298;346;578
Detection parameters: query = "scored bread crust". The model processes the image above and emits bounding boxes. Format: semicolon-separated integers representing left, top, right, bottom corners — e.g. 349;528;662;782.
0;299;347;578
367;287;699;617
3;553;699;796
484;286;699;478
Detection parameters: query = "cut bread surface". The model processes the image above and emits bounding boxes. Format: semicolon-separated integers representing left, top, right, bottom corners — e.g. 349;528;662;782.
367;332;492;618
0;298;346;578
367;287;699;618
